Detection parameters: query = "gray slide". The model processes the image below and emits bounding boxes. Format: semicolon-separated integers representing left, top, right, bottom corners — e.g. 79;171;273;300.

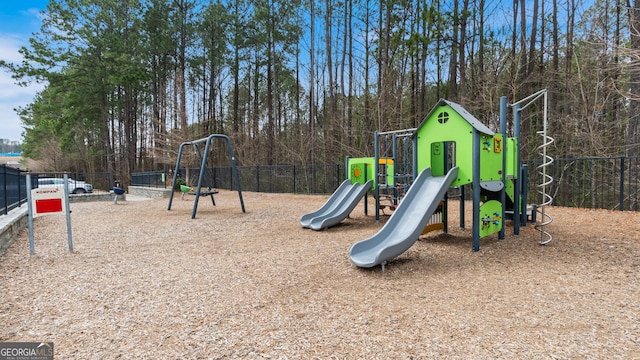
349;167;459;269
301;180;372;230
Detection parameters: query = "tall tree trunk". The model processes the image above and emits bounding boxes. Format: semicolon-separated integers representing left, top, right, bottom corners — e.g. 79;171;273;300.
266;4;275;165
346;0;353;150
459;0;469;104
629;0;640;157
364;1;370;146
449;0;460;101
518;0;528;96
309;0;315;163
478;0;485;76
325;0;335;160
527;0;539;78
564;0;576;119
232;0;240;134
510;0;518;92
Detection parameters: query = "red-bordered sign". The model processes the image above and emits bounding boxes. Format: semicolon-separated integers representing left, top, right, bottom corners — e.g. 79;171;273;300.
31;187;67;217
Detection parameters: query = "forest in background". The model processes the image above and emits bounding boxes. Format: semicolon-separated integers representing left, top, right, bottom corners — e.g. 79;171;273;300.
1;0;639;182
0;139;22;154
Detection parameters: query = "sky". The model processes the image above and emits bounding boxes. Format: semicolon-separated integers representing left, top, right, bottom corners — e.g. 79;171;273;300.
0;0;49;143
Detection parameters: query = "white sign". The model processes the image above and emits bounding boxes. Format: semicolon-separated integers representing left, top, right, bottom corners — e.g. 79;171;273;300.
31;187;67;217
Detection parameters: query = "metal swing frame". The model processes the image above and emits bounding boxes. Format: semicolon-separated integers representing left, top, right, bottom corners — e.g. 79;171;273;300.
167;134;245;219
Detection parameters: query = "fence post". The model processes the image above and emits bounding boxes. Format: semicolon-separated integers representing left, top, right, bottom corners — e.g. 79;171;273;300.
293;165;296;193
619;157;625;211
256;165;260;193
2;166;6;215
18;169;23;207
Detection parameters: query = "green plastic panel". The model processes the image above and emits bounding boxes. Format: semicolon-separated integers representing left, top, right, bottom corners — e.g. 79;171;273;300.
506;137;518;178
505;178;515;203
430;142;446;175
350;163;366;183
479;200;503;238
348;157;374;188
480;134;504;182
347;157;394;189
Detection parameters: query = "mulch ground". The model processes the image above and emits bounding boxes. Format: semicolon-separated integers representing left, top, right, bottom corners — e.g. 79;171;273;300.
1;190;639;359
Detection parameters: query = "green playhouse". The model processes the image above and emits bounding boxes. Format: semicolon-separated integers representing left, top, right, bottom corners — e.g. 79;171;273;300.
304;92;553;268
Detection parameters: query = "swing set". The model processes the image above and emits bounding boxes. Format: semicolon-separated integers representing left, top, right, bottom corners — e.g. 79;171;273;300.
167;134;246;219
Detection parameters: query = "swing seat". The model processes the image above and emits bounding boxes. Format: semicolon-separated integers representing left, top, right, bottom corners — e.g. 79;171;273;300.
188;188;219;196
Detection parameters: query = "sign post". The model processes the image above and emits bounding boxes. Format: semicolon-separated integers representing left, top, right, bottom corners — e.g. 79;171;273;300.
26;173;73;255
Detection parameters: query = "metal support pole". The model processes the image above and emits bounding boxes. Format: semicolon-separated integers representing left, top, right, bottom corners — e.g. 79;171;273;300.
512;103;522;235
2;167;7;215
26;173;35;255
364;163;369;216
472;130;481;252
392;134;398;206
521;165;529;225
459;185;465;229
167;142;188;210
620;157;625;211
63;173;73;252
374;131;380;223
345;156;350;180
412;132;418;179
499;96;507;240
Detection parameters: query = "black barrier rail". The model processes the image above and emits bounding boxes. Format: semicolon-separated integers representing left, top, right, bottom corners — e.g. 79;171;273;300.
524;156;640;212
0;170;114;216
0;165;27;215
5;157;638;217
131;171;167;188
169;164;344;195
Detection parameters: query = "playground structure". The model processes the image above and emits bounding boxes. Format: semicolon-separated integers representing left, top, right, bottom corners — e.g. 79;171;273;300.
304;93;554;269
167;134;245;219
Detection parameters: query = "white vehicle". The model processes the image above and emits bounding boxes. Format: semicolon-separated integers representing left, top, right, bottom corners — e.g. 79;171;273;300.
37;177;94;194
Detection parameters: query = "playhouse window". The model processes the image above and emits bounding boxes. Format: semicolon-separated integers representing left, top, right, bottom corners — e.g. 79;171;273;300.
438;111;450;124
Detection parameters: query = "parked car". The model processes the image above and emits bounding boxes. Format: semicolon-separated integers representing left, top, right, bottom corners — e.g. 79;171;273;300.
37;177;94;194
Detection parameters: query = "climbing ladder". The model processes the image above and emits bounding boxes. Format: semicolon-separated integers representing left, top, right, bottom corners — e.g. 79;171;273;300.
510;89;554;245
373;128;416;222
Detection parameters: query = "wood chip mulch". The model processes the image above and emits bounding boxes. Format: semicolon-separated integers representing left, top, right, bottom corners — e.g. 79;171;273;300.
1;191;639;358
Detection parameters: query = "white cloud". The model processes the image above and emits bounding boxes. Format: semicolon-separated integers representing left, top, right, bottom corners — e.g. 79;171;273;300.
0;36;27;63
0;35;44;142
0;4;47;142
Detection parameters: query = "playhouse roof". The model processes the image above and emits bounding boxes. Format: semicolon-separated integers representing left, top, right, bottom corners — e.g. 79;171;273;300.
420;99;495;136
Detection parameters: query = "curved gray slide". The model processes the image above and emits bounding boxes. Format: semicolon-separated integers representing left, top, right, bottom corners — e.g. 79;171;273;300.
349;167;459;268
301;180;352;228
307;180;372;230
301;180;372;230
